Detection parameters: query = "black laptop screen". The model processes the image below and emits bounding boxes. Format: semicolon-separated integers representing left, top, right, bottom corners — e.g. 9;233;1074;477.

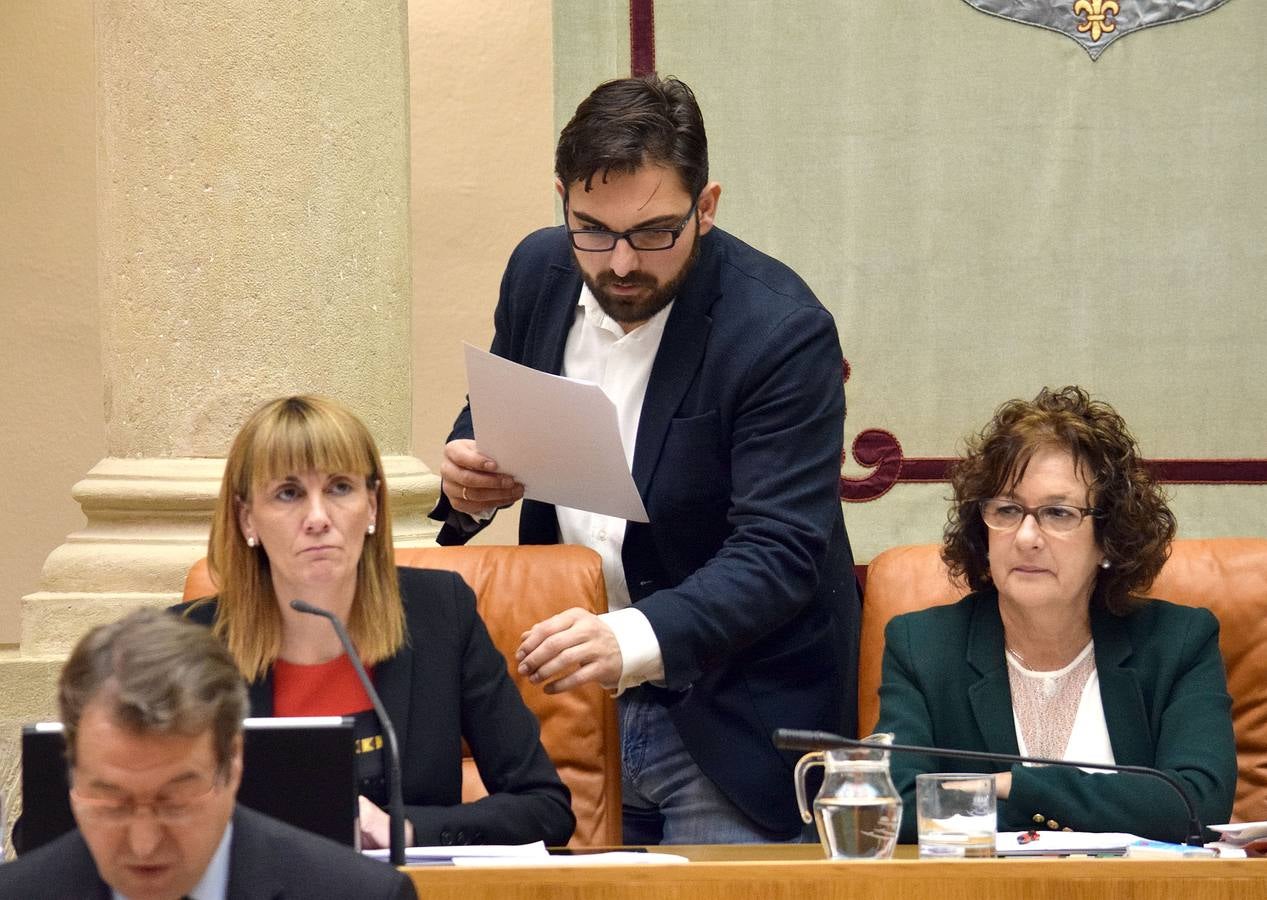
17;717;357;854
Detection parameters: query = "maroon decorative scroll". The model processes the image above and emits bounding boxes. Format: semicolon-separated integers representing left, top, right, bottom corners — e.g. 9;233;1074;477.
630;1;656;76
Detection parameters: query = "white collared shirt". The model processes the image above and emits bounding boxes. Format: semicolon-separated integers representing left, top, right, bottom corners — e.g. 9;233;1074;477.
113;821;232;900
555;284;671;693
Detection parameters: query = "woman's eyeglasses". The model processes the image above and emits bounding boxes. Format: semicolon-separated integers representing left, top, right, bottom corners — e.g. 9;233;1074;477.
978;498;1101;534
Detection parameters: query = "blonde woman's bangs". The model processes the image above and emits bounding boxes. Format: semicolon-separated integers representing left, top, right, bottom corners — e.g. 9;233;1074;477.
243;403;378;497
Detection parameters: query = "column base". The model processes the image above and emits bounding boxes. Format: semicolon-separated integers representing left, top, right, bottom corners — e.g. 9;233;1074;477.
21;455;440;655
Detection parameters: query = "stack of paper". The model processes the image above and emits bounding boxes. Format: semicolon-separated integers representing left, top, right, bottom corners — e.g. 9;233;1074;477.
364;842;548;866
1206;820;1267;858
452;851;688;867
364;842;690;867
995;831;1138;856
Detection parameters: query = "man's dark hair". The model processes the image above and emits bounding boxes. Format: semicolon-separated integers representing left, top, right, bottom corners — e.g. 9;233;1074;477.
59;607;247;771
556;75;708;199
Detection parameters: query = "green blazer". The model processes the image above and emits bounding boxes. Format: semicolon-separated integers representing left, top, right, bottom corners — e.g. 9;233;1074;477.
875;590;1236;843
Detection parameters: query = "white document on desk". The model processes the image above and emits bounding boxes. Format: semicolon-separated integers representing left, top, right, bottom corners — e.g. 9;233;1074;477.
464;343;649;522
363;841;548;864
451;851;689;867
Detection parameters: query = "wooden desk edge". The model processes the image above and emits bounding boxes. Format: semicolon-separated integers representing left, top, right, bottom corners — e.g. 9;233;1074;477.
403;847;1265;900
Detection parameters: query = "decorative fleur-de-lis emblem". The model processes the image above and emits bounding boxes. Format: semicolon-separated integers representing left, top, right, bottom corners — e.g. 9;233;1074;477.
1073;0;1119;42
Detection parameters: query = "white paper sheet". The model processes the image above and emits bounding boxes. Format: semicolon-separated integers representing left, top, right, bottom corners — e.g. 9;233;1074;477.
363;842;689;867
450;851;689;867
463;343;649;522
363;841;548;864
1208;819;1267;844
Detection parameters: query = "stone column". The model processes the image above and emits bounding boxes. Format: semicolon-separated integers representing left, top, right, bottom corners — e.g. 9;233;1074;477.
3;0;438;839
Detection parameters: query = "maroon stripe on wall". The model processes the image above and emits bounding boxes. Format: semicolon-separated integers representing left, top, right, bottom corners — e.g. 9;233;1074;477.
843;455;1267;502
892;457;1267;485
897;458;956;482
1144;459;1267;484
630;0;656;76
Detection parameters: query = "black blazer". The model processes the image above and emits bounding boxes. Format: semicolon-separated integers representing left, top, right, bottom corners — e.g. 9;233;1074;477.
179;567;575;846
0;805;416;899
876;591;1237;842
433;225;861;835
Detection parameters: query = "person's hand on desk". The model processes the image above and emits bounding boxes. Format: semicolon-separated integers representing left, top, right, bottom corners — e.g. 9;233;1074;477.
1243;839;1267;858
516;609;622;693
359;795;415;850
995;771;1012;800
441;439;524;515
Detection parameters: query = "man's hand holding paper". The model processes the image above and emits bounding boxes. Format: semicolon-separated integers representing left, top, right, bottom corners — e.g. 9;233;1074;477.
460;344;649;522
440;438;524;516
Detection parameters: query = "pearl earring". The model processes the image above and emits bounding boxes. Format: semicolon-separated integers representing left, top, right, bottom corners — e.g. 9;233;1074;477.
1100;559;1111;569
367;523;376;536
246;536;257;548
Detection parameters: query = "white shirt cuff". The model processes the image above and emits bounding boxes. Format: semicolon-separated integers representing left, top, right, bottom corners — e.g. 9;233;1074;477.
599;607;664;695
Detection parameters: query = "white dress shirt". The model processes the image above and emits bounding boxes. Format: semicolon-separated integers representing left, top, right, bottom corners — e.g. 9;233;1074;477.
555;284;672;693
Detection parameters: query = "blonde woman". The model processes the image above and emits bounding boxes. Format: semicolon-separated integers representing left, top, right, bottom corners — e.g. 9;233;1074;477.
178;395;574;848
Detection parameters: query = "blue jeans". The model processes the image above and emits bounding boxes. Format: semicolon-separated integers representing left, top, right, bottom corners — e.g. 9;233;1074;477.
619;690;812;844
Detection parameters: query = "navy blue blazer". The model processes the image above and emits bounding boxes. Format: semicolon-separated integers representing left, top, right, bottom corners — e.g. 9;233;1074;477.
432;225;861;835
0;805;415;899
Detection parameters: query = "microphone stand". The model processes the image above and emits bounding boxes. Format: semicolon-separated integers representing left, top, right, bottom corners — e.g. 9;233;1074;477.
292;599;407;866
773;728;1205;847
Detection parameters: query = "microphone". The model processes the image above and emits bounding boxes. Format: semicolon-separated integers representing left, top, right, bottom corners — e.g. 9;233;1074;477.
291;599;407;866
773;728;1205;847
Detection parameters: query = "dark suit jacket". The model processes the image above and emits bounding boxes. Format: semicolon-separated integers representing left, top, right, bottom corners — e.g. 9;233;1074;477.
432;225;861;835
876;590;1237;842
0;805;415;899
178;567;575;846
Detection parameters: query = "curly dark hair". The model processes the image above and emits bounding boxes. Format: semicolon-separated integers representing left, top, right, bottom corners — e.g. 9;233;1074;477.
555;75;708;199
942;386;1175;615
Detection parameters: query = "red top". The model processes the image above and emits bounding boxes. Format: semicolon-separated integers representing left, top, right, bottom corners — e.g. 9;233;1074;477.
273;655;373;717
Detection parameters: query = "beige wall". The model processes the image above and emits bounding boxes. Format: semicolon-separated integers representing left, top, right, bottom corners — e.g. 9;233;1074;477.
0;0;555;647
9;2;1261;644
0;1;102;645
408;0;556;545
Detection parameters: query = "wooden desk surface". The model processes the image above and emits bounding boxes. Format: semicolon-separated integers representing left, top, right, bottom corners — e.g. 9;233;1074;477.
404;844;1265;900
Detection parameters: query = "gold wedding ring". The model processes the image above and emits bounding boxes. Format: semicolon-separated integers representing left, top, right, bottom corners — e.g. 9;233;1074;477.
461;485;469;502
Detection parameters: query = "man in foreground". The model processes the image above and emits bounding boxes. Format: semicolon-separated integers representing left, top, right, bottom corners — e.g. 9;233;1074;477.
433;75;860;842
0;608;414;899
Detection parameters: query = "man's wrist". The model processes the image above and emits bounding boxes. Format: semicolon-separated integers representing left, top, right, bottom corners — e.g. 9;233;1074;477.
599;608;664;695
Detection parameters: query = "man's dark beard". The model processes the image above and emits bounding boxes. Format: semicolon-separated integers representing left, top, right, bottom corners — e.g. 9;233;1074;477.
578;227;701;326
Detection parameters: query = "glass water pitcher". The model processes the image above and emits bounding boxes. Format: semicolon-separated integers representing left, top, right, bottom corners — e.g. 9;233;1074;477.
793;732;902;859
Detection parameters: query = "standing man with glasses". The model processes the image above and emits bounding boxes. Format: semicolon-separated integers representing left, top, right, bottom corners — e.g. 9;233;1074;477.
432;75;861;843
0;608;414;900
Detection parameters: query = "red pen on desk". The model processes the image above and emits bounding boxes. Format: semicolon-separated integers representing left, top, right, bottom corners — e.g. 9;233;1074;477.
1017;829;1040;844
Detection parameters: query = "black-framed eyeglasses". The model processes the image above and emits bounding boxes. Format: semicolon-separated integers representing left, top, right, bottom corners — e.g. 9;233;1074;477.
977;498;1102;534
564;195;700;252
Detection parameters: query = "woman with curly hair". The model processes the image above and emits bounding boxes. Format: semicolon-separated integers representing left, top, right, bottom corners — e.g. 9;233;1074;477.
876;386;1235;843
